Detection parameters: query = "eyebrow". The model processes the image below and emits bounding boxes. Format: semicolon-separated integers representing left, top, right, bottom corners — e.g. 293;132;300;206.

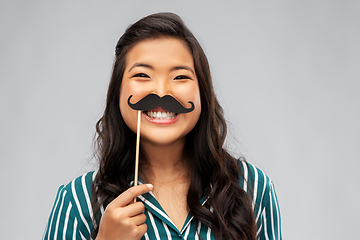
128;63;195;74
171;66;195;74
128;63;153;72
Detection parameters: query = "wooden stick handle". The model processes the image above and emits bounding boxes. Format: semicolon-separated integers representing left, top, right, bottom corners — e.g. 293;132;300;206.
134;110;141;202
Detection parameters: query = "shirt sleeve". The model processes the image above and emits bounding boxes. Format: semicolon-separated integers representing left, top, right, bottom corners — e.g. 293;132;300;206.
256;181;282;240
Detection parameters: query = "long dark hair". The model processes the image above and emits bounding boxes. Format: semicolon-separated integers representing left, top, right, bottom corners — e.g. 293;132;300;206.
92;12;256;240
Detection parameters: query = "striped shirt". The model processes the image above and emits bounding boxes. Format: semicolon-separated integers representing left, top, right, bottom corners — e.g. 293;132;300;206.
43;161;282;240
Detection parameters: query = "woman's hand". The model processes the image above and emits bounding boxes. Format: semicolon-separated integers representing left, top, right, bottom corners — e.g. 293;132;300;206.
95;184;153;240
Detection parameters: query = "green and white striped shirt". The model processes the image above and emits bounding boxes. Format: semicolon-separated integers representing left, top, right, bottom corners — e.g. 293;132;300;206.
43;161;282;240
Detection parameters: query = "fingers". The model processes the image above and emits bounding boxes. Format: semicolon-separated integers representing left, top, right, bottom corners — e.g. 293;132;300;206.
96;184;152;240
110;184;153;208
136;223;147;238
131;212;147;226
121;201;145;219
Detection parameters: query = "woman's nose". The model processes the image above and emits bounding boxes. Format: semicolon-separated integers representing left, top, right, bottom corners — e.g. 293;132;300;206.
153;78;171;97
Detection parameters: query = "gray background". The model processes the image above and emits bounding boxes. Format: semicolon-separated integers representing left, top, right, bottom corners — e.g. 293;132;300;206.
1;1;359;239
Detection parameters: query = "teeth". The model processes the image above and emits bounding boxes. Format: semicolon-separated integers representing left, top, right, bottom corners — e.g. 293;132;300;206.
147;111;176;119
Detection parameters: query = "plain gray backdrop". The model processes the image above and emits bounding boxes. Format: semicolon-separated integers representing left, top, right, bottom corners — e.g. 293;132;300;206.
1;1;359;239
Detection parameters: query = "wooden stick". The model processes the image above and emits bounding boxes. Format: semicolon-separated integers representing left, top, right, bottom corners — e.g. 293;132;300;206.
134;110;141;202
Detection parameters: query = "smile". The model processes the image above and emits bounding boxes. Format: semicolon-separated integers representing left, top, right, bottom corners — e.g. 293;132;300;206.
145;111;177;119
142;107;180;124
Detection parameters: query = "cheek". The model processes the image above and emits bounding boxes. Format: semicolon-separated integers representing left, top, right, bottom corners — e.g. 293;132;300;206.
173;83;201;111
190;86;202;126
173;84;202;130
120;82;145;110
119;82;149;133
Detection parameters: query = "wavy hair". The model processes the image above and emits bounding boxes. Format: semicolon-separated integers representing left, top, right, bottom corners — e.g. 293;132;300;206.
92;12;256;240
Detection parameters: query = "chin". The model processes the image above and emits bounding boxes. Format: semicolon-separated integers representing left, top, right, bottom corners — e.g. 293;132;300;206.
140;132;187;146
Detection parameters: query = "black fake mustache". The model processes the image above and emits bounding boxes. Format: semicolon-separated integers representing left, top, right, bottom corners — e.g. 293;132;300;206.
127;93;195;114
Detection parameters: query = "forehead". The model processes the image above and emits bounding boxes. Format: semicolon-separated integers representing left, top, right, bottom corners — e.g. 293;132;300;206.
125;37;194;69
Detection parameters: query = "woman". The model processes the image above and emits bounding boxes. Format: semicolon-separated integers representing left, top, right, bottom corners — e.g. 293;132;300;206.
43;12;281;240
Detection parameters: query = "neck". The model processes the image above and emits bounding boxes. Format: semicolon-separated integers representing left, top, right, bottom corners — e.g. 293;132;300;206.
139;139;190;185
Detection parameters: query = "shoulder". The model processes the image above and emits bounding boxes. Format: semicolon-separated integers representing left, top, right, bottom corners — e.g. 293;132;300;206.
237;160;282;239
43;171;96;240
236;159;277;216
237;159;272;195
61;171;96;225
61;171;96;204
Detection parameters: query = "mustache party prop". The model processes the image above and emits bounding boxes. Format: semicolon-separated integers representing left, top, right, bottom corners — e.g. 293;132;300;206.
127;93;195;113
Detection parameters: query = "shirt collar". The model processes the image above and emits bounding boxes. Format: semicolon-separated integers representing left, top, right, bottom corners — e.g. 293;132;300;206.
129;177;210;234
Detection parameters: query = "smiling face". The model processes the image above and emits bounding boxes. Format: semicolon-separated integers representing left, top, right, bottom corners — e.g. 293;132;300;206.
119;37;201;147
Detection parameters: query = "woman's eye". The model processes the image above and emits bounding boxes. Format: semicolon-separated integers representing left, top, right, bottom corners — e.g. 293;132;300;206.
174;75;191;80
133;73;150;78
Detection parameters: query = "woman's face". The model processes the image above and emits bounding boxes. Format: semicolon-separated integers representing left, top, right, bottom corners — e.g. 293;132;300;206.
119;37;201;147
